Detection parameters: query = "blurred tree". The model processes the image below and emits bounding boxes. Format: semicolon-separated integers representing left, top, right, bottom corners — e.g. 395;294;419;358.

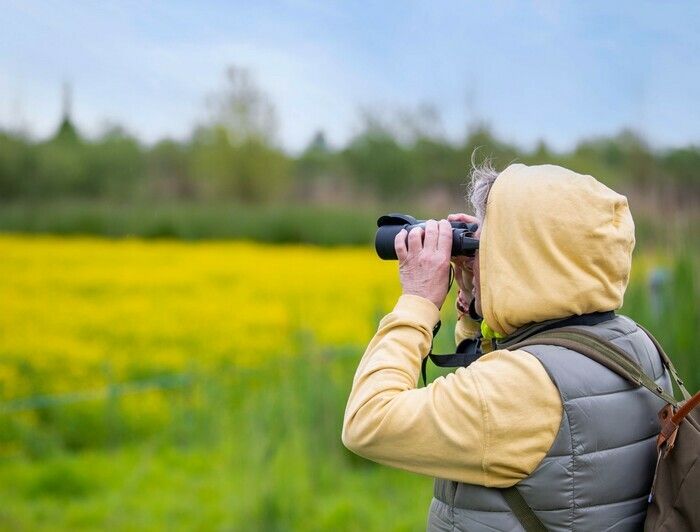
193;66;290;202
206;66;278;145
297;131;331;179
411;137;463;189
532;140;552;161
662;146;700;188
85;125;146;198
190;125;289;202
308;130;329;152
343;123;412;198
148;139;195;199
190;125;237;198
615;130;656;184
34;136;88;198
294;131;355;203
0;132;34;199
54;83;80;145
569;130;655;186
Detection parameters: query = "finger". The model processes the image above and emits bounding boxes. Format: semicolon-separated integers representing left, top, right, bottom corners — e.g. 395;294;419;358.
423;219;438;251
394;229;408;261
447;213;479;224
437;219;453;257
407;227;423;255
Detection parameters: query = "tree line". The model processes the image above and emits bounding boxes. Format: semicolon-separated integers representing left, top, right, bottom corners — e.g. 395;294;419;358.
0;67;698;205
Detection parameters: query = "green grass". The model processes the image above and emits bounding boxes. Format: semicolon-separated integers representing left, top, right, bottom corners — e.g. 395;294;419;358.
0;346;433;531
0;201;378;246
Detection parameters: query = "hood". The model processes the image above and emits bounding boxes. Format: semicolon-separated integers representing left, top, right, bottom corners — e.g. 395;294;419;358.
480;163;635;336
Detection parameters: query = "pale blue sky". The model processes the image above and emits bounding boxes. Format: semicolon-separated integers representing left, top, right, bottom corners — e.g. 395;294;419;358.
1;0;699;152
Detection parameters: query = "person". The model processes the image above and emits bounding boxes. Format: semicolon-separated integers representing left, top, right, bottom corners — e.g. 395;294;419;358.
342;162;671;531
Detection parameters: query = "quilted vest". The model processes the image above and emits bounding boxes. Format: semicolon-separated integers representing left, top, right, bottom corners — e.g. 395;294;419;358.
427;315;672;531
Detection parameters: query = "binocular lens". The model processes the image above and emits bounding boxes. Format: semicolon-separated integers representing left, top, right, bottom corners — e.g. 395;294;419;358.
375;225;406;260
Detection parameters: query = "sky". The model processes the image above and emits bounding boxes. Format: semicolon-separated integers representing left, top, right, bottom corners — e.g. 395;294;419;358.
1;0;699;153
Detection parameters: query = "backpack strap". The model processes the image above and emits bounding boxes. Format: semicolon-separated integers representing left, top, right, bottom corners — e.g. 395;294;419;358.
508;327;679;406
636;323;692;401
500;486;548;532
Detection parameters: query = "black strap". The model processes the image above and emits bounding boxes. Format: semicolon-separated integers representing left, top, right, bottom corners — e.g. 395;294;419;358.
421;311;615;387
421;317;484;386
421;340;482;386
500;487;548;532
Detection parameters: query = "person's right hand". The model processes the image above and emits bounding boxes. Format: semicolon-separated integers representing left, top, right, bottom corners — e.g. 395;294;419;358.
447;213;480;311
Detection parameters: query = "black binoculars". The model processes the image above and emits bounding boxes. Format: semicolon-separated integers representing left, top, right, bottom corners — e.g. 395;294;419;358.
374;213;479;260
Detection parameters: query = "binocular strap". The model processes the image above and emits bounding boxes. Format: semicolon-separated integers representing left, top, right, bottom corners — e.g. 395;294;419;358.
421;323;482;386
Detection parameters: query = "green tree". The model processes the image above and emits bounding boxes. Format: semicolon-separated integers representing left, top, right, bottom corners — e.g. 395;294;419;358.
148;139;195;199
206;66;278;145
343;128;411;198
191;66;290;202
190;125;289;202
33;138;89;197
85;125;146;198
0;132;34;199
662;147;700;189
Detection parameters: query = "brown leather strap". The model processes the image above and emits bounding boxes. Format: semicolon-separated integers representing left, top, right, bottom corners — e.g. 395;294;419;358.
672;390;700;424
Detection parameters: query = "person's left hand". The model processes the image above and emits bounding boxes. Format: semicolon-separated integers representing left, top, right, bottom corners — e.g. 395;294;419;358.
394;219;453;310
447;213;480;315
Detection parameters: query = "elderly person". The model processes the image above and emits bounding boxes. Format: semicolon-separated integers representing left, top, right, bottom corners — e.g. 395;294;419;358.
342;163;671;531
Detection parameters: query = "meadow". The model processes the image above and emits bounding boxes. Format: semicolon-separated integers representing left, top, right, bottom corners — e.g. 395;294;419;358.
0;235;697;530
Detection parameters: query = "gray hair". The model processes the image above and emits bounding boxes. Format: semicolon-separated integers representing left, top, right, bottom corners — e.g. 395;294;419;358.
466;154;499;222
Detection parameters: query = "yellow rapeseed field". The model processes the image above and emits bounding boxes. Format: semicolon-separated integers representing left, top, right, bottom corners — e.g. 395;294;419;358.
0;235;405;401
0;234;663;402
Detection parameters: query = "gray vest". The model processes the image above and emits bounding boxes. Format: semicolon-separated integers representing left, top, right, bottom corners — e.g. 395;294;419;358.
427;315;671;532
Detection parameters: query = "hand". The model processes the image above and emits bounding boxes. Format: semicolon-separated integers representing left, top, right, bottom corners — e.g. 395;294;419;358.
447;213;480;311
394;219;453;310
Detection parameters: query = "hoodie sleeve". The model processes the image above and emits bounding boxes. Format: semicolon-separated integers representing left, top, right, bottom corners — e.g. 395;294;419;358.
342;294;563;487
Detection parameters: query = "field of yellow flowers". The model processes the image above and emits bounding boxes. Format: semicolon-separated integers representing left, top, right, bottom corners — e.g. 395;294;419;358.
0;234;694;405
0;235;408;401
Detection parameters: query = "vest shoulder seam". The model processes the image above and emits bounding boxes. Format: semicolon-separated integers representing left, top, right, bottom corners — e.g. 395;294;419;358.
545;433;656;458
565;378;665;401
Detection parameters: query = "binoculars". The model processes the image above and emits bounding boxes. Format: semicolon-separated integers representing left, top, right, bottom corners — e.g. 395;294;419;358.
375;213;479;260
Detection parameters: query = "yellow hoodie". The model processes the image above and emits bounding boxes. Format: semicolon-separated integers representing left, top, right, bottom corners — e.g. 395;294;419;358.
342;163;635;487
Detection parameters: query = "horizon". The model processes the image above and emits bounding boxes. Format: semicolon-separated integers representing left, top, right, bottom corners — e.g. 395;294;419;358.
10;94;697;156
2;1;699;153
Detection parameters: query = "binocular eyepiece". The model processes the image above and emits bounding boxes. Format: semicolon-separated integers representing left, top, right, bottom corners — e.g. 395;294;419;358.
375;213;479;260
